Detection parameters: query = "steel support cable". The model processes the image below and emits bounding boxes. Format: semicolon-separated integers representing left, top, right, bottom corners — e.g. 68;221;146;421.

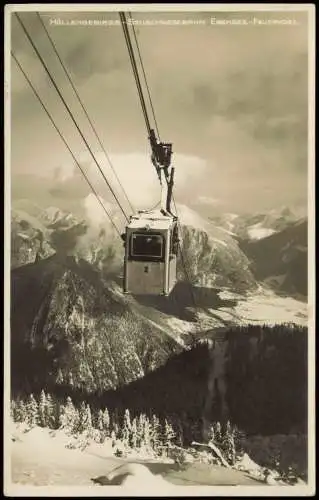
119;12;152;136
11;51;122;237
123;14;200;317
36;12;135;215
15;12;129;224
127;12;161;141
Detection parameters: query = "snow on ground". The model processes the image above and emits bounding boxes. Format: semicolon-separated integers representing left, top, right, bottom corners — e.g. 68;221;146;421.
216;288;308;327
248;223;276;240
9;423;267;491
214;225;237;237
9;423;310;495
165;316;198;341
177;204;212;233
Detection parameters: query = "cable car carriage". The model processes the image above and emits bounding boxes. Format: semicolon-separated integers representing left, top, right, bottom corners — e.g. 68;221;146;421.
123;210;178;296
122;129;179;296
118;15;180;297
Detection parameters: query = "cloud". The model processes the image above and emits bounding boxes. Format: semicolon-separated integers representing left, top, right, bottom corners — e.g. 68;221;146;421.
83;192;117;229
10;9;309;214
59;151;208;213
198;196;221;206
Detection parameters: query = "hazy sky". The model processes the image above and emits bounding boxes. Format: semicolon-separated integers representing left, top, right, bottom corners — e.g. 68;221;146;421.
10;9;310;215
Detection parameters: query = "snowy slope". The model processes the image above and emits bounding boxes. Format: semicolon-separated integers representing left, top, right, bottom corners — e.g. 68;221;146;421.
9;423;264;490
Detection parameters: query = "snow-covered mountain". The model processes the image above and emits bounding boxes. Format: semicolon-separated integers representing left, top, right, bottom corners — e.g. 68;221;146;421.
11;254;182;394
11;209;55;268
11;204;258;294
239;218;307;298
209;206;306;242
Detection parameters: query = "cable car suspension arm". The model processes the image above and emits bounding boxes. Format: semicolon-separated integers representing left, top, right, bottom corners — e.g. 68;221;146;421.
119;12;175;215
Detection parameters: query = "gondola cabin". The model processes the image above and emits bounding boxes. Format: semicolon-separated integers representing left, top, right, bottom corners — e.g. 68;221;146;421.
123;210;178;296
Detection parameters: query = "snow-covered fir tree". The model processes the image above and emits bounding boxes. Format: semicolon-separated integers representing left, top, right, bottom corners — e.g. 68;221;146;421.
143;416;151;451
122;409;131;450
208;423;215;445
111;418;120;439
222;421;236;465
10;400;16;419
84;404;93;438
45;393;56;429
56;368;64;385
163;419;176;451
111;430;116;447
214;421;222;448
97;409;104;431
137;413;146;448
26;394;39;427
38;390;47;427
130;417;138;450
150;414;161;454
60;396;78;434
102;407;110;436
77;402;87;433
14;400;27;423
176;419;184;448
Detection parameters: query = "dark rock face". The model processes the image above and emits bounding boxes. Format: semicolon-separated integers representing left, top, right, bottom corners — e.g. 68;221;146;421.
11;255;181;395
11;210;55;268
239;219;307;298
178;225;256;292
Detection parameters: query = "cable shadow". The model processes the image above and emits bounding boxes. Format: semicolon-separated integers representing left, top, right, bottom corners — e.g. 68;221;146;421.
133;282;239;322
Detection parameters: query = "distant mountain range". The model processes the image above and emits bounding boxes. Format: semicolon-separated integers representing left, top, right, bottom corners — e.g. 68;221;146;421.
11;201;307;299
239;219;307;298
208;205;307;241
208;206;307;298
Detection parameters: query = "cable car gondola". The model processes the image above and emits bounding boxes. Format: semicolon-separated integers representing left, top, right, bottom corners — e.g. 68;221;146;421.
119;13;180;297
123;209;178;296
122;129;179;296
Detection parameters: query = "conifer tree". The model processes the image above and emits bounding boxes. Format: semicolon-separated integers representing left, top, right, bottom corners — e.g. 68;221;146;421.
58;403;66;429
10;400;16;420
111;430;116;447
176;418;184;448
61;396;78;434
111;417;119;439
95;409;105;443
102;407;110;436
15;399;27;423
122;409;131;449
222;421;236;465
130;418;138;450
214;421;222;448
143;416;151;450
137;413;146;448
45;393;56;429
97;409;104;431
123;409;131;431
208;423;215;445
84;404;93;438
163;419;176;451
26;394;39;427
38;390;47;427
77;401;87;433
56;368;64;385
150;414;161;454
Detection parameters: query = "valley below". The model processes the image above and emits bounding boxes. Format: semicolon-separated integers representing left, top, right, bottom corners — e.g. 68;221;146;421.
7;200;311;490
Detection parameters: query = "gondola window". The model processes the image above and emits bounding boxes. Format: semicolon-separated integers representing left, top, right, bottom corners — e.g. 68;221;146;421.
130;233;164;259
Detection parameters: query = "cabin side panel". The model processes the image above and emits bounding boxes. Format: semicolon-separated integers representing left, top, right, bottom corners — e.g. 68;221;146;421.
126;261;165;295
